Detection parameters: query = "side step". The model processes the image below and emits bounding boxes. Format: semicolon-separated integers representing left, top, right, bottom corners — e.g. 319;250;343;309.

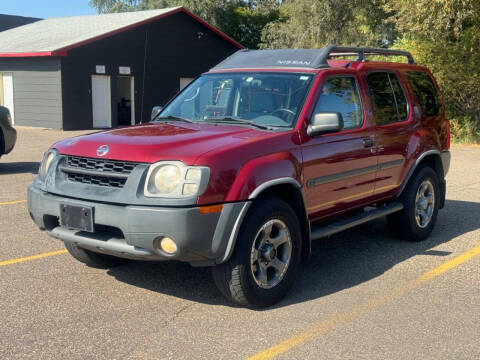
310;202;404;240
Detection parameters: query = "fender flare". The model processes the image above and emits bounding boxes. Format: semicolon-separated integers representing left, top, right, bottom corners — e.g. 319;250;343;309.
216;177;311;264
396;149;443;198
248;177;302;199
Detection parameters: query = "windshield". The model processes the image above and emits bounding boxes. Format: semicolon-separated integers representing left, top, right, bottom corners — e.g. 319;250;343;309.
157;72;314;129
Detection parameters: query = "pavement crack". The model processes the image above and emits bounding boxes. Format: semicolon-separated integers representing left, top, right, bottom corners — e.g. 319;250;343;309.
162;303;196;328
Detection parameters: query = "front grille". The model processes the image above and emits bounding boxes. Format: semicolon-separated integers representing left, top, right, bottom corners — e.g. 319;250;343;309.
66;156;136;174
65;172;127;188
61;156;140;188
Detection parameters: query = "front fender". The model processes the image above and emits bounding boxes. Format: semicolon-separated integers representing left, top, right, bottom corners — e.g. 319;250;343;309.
224;150;303;202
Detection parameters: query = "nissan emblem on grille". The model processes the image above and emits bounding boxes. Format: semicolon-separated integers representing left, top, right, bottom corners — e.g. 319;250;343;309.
96;145;110;157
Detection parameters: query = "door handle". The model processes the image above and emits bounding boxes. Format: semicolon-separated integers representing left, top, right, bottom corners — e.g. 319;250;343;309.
362;137;374;148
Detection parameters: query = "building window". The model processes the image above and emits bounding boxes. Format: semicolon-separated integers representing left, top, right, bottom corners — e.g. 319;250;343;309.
180;77;194;91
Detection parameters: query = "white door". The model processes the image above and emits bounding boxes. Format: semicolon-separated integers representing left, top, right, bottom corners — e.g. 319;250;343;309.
91;75;112;128
2;73;15;124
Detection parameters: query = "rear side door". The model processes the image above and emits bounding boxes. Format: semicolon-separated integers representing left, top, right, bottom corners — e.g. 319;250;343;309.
365;71;412;196
302;73;377;221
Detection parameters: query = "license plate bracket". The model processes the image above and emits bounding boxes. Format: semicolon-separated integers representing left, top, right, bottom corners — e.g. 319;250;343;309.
59;204;94;233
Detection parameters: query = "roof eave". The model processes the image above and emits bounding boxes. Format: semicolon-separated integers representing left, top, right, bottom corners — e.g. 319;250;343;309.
0;7;242;59
0;51;66;58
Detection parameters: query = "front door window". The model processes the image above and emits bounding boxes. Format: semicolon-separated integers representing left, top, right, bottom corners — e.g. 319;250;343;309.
312;76;363;130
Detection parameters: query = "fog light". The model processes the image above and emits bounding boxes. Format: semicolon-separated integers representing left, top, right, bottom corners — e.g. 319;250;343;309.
160;237;177;254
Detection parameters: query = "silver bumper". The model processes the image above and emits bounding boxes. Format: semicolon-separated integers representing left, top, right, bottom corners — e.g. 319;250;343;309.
28;185;249;265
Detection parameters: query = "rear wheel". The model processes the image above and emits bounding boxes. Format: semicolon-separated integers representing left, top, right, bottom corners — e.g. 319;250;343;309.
212;197;301;308
388;166;440;241
65;242;128;268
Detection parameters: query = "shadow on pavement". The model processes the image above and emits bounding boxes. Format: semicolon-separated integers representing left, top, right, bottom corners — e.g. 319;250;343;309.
106;199;480;308
0;162;39;175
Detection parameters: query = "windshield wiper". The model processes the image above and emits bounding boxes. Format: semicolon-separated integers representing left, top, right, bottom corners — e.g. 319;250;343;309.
204;117;272;130
155;115;194;123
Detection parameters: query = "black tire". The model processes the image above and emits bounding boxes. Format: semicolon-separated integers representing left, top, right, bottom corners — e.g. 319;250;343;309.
65;242;128;268
388;166;440;241
212;197;302;308
0;130;4;157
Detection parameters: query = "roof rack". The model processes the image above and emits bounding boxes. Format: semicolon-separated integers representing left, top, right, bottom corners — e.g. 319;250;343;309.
211;45;415;71
324;45;415;65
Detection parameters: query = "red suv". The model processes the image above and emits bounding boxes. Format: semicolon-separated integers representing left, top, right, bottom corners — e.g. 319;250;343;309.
28;46;450;308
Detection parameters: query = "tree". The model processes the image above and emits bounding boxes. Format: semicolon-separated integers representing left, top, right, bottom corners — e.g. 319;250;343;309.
141;0;221;26
89;0;140;13
216;1;281;49
260;0;396;49
387;0;480;141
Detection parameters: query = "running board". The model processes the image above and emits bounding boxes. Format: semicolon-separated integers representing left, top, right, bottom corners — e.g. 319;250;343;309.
310;202;404;240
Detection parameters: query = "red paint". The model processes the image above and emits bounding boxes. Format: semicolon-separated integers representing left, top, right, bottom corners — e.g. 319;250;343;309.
0;7;242;58
0;51;58;58
52;58;449;216
53;122;266;165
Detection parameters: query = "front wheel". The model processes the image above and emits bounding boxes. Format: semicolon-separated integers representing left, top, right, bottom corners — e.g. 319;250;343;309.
212;197;301;308
388;166;440;241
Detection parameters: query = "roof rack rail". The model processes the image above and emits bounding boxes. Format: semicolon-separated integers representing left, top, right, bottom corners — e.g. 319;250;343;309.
210;45;415;71
322;45;415;66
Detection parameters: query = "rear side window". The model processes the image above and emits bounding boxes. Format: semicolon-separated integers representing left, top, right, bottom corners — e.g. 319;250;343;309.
313;76;363;130
366;72;409;125
406;71;441;116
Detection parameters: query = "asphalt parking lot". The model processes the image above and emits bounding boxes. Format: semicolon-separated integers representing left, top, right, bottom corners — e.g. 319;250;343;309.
1;127;479;360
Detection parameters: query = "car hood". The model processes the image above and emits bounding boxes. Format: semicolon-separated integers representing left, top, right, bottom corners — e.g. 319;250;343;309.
53;122;270;164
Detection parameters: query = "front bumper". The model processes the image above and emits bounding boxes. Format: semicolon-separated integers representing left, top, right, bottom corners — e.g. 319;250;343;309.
28;185;249;265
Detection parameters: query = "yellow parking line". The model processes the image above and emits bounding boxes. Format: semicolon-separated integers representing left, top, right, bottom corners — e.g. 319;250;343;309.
0;249;67;267
0;199;27;206
248;244;480;360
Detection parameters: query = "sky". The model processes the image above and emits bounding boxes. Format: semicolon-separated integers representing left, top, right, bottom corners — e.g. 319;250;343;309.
1;0;97;19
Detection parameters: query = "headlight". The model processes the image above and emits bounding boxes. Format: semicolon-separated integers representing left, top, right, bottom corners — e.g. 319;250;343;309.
144;161;210;198
154;165;182;194
39;149;58;180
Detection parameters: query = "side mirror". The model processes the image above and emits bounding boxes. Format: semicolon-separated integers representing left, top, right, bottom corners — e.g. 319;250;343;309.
151;106;163;121
307;112;344;137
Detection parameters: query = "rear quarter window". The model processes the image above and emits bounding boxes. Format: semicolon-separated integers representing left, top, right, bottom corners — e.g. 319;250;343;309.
406;71;442;116
366;72;409;126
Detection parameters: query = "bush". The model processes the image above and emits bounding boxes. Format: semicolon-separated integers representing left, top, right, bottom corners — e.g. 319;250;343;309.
450;116;480;144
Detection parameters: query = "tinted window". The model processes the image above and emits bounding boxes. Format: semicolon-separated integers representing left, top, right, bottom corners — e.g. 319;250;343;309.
406;71;441;116
313;77;363;130
389;75;408;120
366;72;408;125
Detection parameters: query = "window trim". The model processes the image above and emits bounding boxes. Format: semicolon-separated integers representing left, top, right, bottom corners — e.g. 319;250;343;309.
311;74;365;132
365;70;411;127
